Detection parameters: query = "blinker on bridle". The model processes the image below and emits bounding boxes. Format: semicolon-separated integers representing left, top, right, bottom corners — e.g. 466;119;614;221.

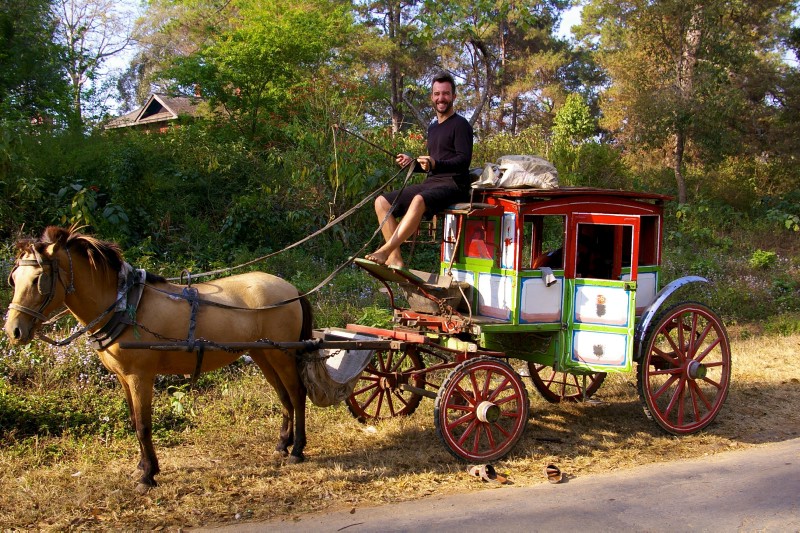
7;247;75;323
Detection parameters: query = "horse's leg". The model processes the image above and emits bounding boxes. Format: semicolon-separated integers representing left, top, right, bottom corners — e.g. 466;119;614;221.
269;350;307;464
250;352;294;456
116;374;145;474
123;373;160;489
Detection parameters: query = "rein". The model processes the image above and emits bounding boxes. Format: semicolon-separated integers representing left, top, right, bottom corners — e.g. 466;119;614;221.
8;159;418;349
156;163;417;309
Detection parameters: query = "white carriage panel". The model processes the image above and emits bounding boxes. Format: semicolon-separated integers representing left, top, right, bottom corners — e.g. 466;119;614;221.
571;330;629;367
449;269;475;287
622;271;657;314
501;213;516;269
443;214;457;263
477;273;512;320
519;277;562;323
574;285;630;327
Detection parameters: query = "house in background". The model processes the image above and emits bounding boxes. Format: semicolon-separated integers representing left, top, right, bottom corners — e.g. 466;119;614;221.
105;93;206;132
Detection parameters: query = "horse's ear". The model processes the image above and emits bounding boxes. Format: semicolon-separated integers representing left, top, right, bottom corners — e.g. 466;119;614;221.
41;226;70;250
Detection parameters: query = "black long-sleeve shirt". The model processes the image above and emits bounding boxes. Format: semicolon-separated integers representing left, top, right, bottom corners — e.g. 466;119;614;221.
421;113;473;189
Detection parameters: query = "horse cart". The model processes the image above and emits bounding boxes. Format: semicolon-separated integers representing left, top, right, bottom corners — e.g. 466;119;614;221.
4;186;731;488
324;186;731;463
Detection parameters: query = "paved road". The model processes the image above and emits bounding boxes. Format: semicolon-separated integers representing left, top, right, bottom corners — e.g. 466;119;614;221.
202;438;800;532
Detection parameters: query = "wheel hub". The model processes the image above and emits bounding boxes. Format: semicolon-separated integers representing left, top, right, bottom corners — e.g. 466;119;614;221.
687;360;707;380
476;401;501;423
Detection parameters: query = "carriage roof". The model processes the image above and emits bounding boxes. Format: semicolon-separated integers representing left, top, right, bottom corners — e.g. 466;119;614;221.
472;186;673;204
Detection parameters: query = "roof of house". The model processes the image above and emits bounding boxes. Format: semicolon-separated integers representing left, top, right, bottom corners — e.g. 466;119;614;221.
105;93;204;129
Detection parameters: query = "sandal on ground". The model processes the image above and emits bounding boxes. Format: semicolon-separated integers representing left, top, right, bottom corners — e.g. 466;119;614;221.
467;464;508;484
544;464;563;484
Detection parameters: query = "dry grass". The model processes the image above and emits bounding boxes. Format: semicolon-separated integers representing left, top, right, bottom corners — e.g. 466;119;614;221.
1;330;799;530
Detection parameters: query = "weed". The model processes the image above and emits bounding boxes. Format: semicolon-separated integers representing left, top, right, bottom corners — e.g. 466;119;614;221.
749;249;777;269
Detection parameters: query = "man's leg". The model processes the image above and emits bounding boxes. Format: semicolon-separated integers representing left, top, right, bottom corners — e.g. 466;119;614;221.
367;195;426;268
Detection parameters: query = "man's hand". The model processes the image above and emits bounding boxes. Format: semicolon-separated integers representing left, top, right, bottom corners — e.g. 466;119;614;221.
417;155;435;172
396;153;414;167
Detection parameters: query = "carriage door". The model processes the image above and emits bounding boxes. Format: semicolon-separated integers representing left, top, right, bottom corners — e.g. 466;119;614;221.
562;213;640;373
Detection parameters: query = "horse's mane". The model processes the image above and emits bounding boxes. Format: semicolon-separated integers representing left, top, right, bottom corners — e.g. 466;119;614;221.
16;226;165;283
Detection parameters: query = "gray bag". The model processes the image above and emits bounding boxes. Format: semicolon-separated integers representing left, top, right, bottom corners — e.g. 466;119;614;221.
300;331;375;407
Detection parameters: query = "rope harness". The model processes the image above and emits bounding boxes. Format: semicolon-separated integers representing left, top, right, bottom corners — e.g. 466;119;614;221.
5;129;463;374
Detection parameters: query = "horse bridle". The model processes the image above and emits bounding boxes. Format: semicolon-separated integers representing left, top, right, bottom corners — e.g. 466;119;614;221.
7;247;75;324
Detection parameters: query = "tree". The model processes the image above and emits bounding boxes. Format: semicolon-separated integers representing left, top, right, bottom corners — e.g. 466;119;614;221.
420;0;572;135
122;0;235;111
577;0;797;203
163;0;352;139
553;92;594;146
0;0;68;123
53;0;133;128
353;0;434;133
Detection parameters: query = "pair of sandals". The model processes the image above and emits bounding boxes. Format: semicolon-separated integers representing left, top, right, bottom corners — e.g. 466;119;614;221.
466;463;564;484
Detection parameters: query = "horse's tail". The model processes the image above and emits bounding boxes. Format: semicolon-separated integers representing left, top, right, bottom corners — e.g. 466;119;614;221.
299;295;314;342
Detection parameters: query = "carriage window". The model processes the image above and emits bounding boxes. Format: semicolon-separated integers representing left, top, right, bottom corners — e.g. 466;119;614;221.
523;215;565;270
576;223;634;280
465;218;496;261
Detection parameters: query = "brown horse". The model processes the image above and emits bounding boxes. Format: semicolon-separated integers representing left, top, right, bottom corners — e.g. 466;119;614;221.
4;226;313;491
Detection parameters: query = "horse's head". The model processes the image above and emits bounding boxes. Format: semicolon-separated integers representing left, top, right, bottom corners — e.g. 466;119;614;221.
4;226;123;344
5;228;74;344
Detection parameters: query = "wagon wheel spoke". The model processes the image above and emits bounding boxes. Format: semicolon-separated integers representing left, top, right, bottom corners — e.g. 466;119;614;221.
481;424;497;452
528;363;606;403
651;373;680;400
487;376;512;403
664;375;687;419
694;336;721;364
652;345;680;367
346;348;425;422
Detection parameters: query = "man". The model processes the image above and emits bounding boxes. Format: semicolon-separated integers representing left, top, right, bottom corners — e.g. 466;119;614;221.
366;71;473;268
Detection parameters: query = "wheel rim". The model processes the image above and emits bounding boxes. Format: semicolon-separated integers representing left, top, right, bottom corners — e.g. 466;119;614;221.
528;363;606;403
434;357;529;462
346;348;425;422
638;303;731;435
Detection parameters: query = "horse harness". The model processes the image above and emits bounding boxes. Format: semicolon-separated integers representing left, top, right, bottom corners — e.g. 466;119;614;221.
8;250;316;383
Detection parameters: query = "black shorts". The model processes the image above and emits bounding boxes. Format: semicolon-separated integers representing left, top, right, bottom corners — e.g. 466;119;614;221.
382;179;470;219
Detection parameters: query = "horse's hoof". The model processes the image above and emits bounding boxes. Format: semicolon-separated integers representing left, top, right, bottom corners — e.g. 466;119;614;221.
287;454;305;465
135;482;153;495
273;449;289;458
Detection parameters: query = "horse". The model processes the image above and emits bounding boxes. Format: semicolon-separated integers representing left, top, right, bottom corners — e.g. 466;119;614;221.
4;226;313;491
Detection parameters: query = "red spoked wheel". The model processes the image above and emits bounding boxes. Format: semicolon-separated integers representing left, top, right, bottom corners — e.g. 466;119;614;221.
346;347;425;423
527;363;606;403
637;302;731;435
434;356;529;462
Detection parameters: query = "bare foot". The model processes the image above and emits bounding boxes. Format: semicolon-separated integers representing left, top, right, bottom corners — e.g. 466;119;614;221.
365;251;405;269
365;251;388;265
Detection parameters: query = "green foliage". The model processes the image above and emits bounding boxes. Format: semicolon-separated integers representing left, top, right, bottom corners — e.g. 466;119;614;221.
749;249;777;269
166;0;352;141
0;0;69;124
473;126;550;166
551;141;628;188
354;306;394;328
0;380;129;441
553;93;595;145
764;313;800;336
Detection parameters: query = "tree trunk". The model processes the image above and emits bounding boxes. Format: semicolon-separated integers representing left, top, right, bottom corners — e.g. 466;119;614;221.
673;130;688;204
388;2;403;134
672;5;702;204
